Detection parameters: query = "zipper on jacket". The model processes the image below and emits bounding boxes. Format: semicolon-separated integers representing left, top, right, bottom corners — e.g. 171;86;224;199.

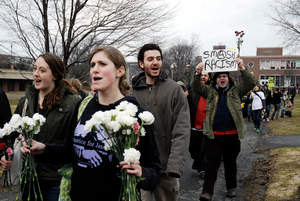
211;94;219;121
149;87;152;92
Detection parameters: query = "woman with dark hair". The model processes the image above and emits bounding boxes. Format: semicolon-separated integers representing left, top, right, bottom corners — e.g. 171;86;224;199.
21;46;161;201
3;53;80;201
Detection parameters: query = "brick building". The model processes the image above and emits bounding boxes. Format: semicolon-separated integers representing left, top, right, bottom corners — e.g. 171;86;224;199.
0;54;33;92
241;47;300;87
211;46;300;87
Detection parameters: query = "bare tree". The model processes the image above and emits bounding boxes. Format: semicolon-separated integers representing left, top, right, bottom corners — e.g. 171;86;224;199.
266;0;300;53
163;34;202;84
0;0;175;75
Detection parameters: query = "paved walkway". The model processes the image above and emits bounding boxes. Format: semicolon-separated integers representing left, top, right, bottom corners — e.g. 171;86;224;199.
0;120;299;201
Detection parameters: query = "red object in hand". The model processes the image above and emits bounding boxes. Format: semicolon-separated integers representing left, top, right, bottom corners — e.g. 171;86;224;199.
0;142;4;150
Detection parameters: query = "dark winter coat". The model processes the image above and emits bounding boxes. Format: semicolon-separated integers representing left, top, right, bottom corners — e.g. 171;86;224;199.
15;85;80;182
131;70;190;177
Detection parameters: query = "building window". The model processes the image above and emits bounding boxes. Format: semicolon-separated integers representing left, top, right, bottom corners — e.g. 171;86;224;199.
263;50;272;53
19;80;25;91
260;75;265;79
273;50;280;53
248;61;254;68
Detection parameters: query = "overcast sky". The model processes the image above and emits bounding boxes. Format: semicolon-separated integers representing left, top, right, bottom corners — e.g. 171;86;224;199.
169;0;287;56
0;0;289;59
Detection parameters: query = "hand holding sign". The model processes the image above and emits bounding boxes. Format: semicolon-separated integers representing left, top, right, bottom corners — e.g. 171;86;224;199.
195;62;204;75
236;57;245;71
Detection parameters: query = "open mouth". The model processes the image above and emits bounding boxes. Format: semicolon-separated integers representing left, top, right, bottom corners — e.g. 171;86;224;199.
35;79;41;84
152;67;159;71
94;77;102;81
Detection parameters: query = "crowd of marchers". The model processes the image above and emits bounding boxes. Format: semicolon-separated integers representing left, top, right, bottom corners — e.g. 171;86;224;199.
1;43;296;201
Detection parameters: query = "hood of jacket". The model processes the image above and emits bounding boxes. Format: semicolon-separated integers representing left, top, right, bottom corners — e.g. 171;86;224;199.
132;70;169;88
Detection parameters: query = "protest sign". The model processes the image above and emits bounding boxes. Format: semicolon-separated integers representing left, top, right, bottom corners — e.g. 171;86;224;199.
268;77;274;88
202;49;238;73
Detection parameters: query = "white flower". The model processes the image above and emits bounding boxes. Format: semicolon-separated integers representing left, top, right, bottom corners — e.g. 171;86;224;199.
125;102;138;116
84;119;96;131
102;111;113;124
32;113;46;126
116;101;129;111
116;101;138;117
117;114;137;127
106;121;121;133
123;148;141;165
3;123;12;136
138;111;155;125
34;125;41;134
140;127;146;136
9;114;24;131
91;111;105;125
0;129;5;138
22;116;36;132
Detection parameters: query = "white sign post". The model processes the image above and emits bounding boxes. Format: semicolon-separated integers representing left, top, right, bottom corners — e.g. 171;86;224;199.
202;49;238;73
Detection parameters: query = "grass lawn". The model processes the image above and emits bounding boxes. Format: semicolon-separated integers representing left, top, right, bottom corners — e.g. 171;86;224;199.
265;95;300;135
264;95;300;200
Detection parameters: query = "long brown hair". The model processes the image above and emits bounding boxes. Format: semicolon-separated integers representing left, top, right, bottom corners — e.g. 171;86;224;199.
88;46;131;95
38;53;75;110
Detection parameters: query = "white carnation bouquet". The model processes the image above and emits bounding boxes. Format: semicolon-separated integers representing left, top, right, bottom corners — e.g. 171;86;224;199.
1;113;46;201
0;116;24;190
84;101;154;201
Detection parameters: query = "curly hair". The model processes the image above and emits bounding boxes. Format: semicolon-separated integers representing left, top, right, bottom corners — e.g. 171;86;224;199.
38;53;75;111
88;46;131;95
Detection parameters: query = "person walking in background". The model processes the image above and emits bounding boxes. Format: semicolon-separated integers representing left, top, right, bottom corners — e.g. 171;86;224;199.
281;98;294;117
2;53;80;201
70;78;88;99
290;86;296;105
251;85;266;133
270;87;282;120
261;84;271;122
131;44;190;201
192;58;256;201
186;72;211;179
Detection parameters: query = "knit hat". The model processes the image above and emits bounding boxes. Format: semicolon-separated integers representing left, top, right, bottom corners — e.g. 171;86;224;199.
212;71;229;83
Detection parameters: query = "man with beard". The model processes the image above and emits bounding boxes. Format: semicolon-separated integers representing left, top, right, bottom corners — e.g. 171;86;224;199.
131;44;190;201
191;58;256;201
186;72;211;179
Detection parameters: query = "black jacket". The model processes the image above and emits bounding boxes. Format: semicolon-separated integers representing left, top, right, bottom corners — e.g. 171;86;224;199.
187;84;200;128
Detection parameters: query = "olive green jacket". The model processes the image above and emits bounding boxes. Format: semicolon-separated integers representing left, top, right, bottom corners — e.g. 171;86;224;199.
15;85;80;182
191;68;256;140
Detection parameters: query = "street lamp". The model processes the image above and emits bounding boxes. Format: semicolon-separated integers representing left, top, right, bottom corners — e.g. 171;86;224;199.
170;63;175;80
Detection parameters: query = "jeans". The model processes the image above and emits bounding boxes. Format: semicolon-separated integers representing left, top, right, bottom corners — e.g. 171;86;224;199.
271;103;280;120
189;129;207;172
281;108;285;117
22;180;60;201
202;135;240;196
252;109;262;129
264;105;270;119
